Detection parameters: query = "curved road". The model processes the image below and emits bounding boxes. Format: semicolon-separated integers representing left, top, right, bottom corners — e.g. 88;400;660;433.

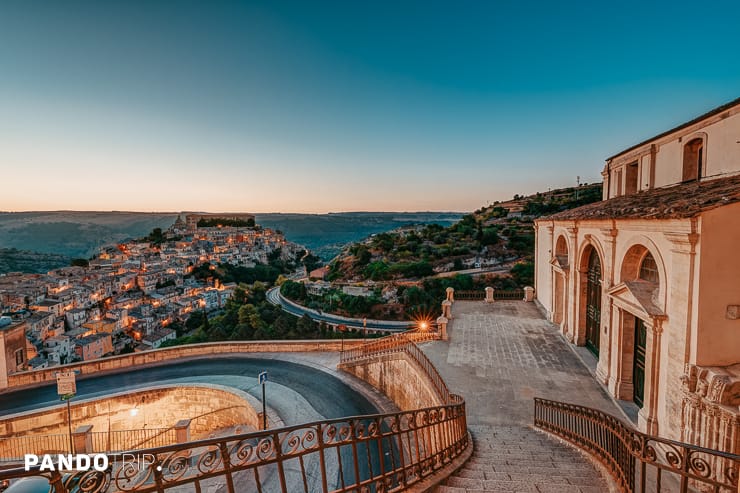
0;357;379;419
267;287;413;332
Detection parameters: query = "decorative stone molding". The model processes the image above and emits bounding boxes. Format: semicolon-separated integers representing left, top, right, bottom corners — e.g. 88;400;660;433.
680;363;740;455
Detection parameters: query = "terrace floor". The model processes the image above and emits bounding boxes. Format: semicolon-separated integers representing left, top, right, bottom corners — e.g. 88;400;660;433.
421;300;623;492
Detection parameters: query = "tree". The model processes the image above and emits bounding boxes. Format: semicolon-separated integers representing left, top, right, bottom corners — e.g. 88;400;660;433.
511;261;534;286
70;258;89;267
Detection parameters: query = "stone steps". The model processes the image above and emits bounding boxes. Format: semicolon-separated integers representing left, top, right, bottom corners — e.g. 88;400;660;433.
435;425;609;493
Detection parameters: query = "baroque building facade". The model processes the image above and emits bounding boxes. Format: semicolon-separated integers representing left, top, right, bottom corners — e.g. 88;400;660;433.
534;97;740;456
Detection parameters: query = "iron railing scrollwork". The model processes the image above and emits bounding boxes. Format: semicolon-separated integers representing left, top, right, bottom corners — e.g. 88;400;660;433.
534;397;740;493
0;401;467;493
0;329;468;492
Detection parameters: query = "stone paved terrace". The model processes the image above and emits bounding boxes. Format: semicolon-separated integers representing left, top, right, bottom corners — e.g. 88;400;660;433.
422;301;623;492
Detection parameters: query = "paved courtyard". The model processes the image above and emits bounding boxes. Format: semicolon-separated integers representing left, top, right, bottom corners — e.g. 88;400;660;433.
423;300;622;426
422;301;622;492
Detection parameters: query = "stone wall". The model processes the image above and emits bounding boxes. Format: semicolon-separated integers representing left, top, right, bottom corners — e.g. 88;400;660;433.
2;339;366;392
0;384;258;443
340;352;443;411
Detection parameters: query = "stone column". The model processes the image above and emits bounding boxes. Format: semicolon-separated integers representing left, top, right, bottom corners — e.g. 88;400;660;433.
566;225;579;343
446;287;455;302
73;425;93;454
523;286;534;302
436;316;448;341
597;227;618;386
485;287;494;303
174;419;191;443
442;300;452;319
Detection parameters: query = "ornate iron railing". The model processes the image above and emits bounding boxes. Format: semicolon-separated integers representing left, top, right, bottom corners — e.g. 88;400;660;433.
0;329;467;492
0;399;467;493
534;397;740;493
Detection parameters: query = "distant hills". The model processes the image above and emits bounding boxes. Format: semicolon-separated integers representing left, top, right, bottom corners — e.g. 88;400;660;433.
328;183;603;284
0;211;462;274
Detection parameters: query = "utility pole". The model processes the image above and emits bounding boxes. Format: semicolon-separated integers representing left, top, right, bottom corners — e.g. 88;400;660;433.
576;176;581;200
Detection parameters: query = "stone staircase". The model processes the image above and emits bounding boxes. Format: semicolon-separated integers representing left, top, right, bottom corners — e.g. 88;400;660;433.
436;425;610;493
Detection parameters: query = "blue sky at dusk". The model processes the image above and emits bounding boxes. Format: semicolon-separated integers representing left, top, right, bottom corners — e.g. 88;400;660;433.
1;0;739;212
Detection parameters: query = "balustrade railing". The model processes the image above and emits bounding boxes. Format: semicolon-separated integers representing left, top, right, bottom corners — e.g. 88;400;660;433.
453;290;485;301
493;289;524;300
534;397;740;493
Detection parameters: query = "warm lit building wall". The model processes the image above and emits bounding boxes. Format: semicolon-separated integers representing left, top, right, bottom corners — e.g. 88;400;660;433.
605;101;740;198
694;202;740;366
0;321;27;388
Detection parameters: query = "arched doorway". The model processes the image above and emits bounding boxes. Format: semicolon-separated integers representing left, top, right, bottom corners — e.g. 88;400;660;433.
585;248;602;356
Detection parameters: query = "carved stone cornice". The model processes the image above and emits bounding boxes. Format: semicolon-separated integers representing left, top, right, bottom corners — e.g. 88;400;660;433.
664;232;699;254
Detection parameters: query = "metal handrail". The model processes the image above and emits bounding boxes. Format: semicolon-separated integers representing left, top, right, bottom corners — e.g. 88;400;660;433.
0;400;468;493
534;397;740;493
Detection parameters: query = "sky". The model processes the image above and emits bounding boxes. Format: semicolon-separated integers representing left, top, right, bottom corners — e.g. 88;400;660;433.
1;1;739;213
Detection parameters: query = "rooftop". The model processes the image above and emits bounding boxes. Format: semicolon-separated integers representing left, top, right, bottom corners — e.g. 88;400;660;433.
543;173;740;221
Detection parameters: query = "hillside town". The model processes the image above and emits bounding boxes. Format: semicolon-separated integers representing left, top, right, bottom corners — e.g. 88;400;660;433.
0;214;301;378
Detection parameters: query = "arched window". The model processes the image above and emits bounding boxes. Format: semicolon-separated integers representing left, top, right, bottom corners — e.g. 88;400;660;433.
639;252;659;284
682;138;704;182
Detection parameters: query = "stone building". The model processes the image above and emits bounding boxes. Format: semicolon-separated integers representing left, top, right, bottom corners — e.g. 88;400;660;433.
0;317;28;389
534;97;740;455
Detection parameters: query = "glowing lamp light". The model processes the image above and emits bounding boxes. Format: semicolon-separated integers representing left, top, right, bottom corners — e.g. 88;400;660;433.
130;407;139;417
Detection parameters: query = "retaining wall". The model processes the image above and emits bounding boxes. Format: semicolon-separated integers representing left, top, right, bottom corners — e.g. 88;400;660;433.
0;384;257;441
340;352;443;411
3;339;366;392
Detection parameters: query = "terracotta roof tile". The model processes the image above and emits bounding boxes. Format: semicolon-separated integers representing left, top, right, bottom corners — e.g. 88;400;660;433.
544;174;740;221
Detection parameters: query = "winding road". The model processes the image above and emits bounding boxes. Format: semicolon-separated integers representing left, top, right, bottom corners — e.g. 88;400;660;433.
266;287;413;332
0;356;380;421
